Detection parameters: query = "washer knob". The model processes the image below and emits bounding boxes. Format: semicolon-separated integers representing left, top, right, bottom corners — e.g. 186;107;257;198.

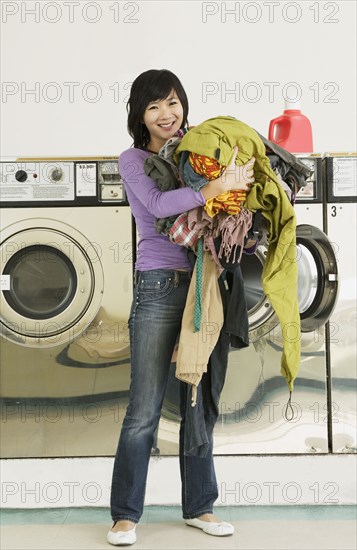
50;168;63;182
15;170;28;182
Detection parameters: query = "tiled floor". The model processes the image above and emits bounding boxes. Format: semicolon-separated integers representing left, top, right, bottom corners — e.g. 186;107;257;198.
1;505;356;550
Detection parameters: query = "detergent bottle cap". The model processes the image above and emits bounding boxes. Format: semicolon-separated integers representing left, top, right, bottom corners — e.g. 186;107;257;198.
284;98;301;111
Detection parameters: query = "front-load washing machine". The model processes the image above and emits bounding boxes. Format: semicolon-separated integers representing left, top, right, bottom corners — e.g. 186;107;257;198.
0;158;135;458
156;154;339;455
214;154;339;454
323;153;357;453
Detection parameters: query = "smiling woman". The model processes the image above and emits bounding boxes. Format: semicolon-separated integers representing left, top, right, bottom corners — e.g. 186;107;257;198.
107;69;251;546
126;69;189;152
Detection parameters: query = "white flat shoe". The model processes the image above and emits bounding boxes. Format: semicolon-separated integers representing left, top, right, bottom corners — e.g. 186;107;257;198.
107;524;136;546
185;517;234;536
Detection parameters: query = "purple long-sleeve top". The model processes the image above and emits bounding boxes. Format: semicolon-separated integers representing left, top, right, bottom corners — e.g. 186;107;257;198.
119;147;206;271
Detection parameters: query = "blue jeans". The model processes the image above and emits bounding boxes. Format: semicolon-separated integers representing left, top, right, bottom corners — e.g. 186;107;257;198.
110;269;218;523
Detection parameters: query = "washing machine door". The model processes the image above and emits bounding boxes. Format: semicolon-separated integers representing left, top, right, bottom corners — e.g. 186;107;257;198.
241;224;338;341
296;224;338;331
0;218;104;347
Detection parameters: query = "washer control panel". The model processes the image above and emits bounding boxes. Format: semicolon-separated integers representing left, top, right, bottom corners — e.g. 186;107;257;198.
0;158;127;205
0;161;75;202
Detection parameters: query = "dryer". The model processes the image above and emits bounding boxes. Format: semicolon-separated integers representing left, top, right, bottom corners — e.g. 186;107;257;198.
0;158;135;458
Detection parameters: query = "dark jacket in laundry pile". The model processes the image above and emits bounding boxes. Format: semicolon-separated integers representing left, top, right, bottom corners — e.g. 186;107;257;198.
144;153;181;234
256;131;312;198
182;249;249;457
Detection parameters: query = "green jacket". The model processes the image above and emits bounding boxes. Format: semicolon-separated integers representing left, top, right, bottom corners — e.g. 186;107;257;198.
175;116;300;392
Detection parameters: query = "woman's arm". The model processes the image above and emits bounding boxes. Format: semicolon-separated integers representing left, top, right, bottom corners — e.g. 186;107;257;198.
119;149;205;218
119;146;255;218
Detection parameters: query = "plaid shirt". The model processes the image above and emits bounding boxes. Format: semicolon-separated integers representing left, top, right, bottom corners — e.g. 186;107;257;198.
168;212;200;248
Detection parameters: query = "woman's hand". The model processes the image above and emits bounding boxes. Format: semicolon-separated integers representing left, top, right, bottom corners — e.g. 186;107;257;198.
200;146;255;201
219;146;255;191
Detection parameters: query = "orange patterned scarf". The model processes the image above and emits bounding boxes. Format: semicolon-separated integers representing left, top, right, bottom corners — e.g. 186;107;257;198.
188;152;247;217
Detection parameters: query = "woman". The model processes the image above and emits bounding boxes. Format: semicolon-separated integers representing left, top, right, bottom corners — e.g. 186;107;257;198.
107;69;252;546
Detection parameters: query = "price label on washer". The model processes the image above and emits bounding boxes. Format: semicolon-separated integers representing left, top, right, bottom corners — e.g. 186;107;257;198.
333;158;357;197
76;163;97;197
1;275;11;291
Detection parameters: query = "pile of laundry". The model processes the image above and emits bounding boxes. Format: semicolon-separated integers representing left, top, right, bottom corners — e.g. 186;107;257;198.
144;116;311;405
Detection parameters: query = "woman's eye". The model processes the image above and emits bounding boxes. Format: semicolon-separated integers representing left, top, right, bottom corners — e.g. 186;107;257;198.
170;101;178;105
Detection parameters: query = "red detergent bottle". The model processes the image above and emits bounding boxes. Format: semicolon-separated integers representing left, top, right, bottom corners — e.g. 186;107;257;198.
268;100;313;153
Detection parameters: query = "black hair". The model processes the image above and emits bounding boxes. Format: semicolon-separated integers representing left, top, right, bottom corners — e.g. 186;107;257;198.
126;69;189;149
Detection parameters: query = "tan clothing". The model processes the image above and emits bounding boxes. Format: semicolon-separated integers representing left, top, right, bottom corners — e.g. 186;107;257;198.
176;251;223;406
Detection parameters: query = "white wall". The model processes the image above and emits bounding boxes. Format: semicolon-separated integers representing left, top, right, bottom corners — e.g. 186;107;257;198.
1;0;356;156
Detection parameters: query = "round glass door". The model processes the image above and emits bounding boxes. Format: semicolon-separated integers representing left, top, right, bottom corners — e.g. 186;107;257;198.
3;245;77;320
296;224;338;331
241;224;338;338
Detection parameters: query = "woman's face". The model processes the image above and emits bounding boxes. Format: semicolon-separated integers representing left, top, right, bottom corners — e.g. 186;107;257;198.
142;90;184;151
